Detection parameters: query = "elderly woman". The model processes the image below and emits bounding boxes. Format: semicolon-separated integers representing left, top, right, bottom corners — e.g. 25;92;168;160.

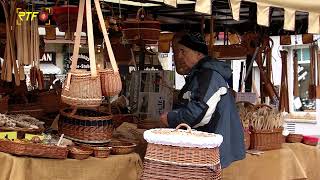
160;32;245;169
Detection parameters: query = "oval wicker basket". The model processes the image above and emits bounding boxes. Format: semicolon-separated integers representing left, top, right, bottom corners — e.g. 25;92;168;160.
110;141;136;155
302;136;319;146
61;71;103;108
92;146;112;158
286;134;303;143
69;146;93;160
99;69;122;97
59;108;113;144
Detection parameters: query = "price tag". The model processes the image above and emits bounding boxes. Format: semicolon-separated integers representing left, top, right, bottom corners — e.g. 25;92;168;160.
0;132;17;140
25;134;44;141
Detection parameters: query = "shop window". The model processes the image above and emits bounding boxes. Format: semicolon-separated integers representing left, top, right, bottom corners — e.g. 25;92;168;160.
292;47;315;112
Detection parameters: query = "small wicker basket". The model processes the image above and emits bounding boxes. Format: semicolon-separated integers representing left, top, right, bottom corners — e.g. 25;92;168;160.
69;146;93;160
92;146;112;158
250;128;283;151
110;142;136;155
286;134;303;143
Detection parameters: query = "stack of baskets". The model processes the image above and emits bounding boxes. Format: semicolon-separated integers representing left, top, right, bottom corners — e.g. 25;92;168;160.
59;108;113;144
142;123;223;180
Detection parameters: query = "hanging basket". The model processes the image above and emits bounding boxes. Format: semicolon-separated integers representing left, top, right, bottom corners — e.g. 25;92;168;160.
122;8;160;45
158;32;174;53
99;69;122;97
61;71;103;108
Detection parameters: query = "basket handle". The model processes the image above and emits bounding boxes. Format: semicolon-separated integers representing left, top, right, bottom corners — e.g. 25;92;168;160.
175;123;192;133
94;0;119;72
254;104;273;110
86;0;98;77
64;0;85;90
136;8;146;20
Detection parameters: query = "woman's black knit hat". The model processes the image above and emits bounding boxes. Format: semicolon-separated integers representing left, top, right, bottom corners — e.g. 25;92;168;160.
178;32;208;55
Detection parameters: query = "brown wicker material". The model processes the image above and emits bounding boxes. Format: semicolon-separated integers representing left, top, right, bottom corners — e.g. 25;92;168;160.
145;143;220;168
69;147;93;160
92;146;111;158
141;159;222;180
0;127;45;139
254;104;273;110
59;108;113;144
244;130;251;150
99;69;122;97
0;140;68;159
61;71;103;108
8;103;45;119
0;95;8;114
45;25;56;40
250;128;283;151
286;134;303;143
110;142;136;155
122;8;160;45
211;44;247;60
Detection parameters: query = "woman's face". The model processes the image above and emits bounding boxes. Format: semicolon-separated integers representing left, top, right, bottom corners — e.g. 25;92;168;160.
173;43;199;75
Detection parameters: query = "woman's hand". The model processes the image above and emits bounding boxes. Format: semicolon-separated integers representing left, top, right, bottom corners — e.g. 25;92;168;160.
160;112;169;127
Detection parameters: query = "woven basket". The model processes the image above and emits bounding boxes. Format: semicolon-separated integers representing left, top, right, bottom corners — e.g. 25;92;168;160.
59;108;113;144
69;146;93;160
250;128;283;151
0;95;8;114
61;71;103;108
110;141;136;155
142;159;222;180
142;123;222;179
286;134;303;143
122;8;160;45
92;146;111;158
99;69;122;97
45;25;56;40
0;140;68;159
158;32;174;53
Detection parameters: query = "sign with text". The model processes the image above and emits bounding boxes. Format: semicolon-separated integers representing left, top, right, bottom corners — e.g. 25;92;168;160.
16;7;51;25
40;52;56;64
65;53;90;70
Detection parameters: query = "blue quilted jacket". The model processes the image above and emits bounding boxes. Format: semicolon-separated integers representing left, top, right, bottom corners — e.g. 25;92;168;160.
168;56;246;168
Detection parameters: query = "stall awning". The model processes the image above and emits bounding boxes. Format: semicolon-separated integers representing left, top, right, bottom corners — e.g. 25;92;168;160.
230;0;320;34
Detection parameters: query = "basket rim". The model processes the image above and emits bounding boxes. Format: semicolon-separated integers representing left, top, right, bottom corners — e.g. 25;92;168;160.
60;108;112;121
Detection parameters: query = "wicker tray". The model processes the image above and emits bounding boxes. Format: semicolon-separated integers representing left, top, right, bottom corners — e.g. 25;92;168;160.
0;140;68;159
69;146;93;160
92;146;112;158
250;128;283;151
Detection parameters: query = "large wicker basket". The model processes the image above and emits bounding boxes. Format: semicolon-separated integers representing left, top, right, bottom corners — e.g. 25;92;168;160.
250;128;283;151
61;71;103;108
141;123;223;180
59;108;113;144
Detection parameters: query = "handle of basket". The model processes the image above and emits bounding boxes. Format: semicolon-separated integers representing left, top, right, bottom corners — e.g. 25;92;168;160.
63;0;85;90
86;0;98;77
94;0;119;72
254;104;272;110
136;8;146;20
175;123;192;133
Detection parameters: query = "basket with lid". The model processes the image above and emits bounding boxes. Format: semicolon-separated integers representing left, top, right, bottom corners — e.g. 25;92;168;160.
141;123;223;180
